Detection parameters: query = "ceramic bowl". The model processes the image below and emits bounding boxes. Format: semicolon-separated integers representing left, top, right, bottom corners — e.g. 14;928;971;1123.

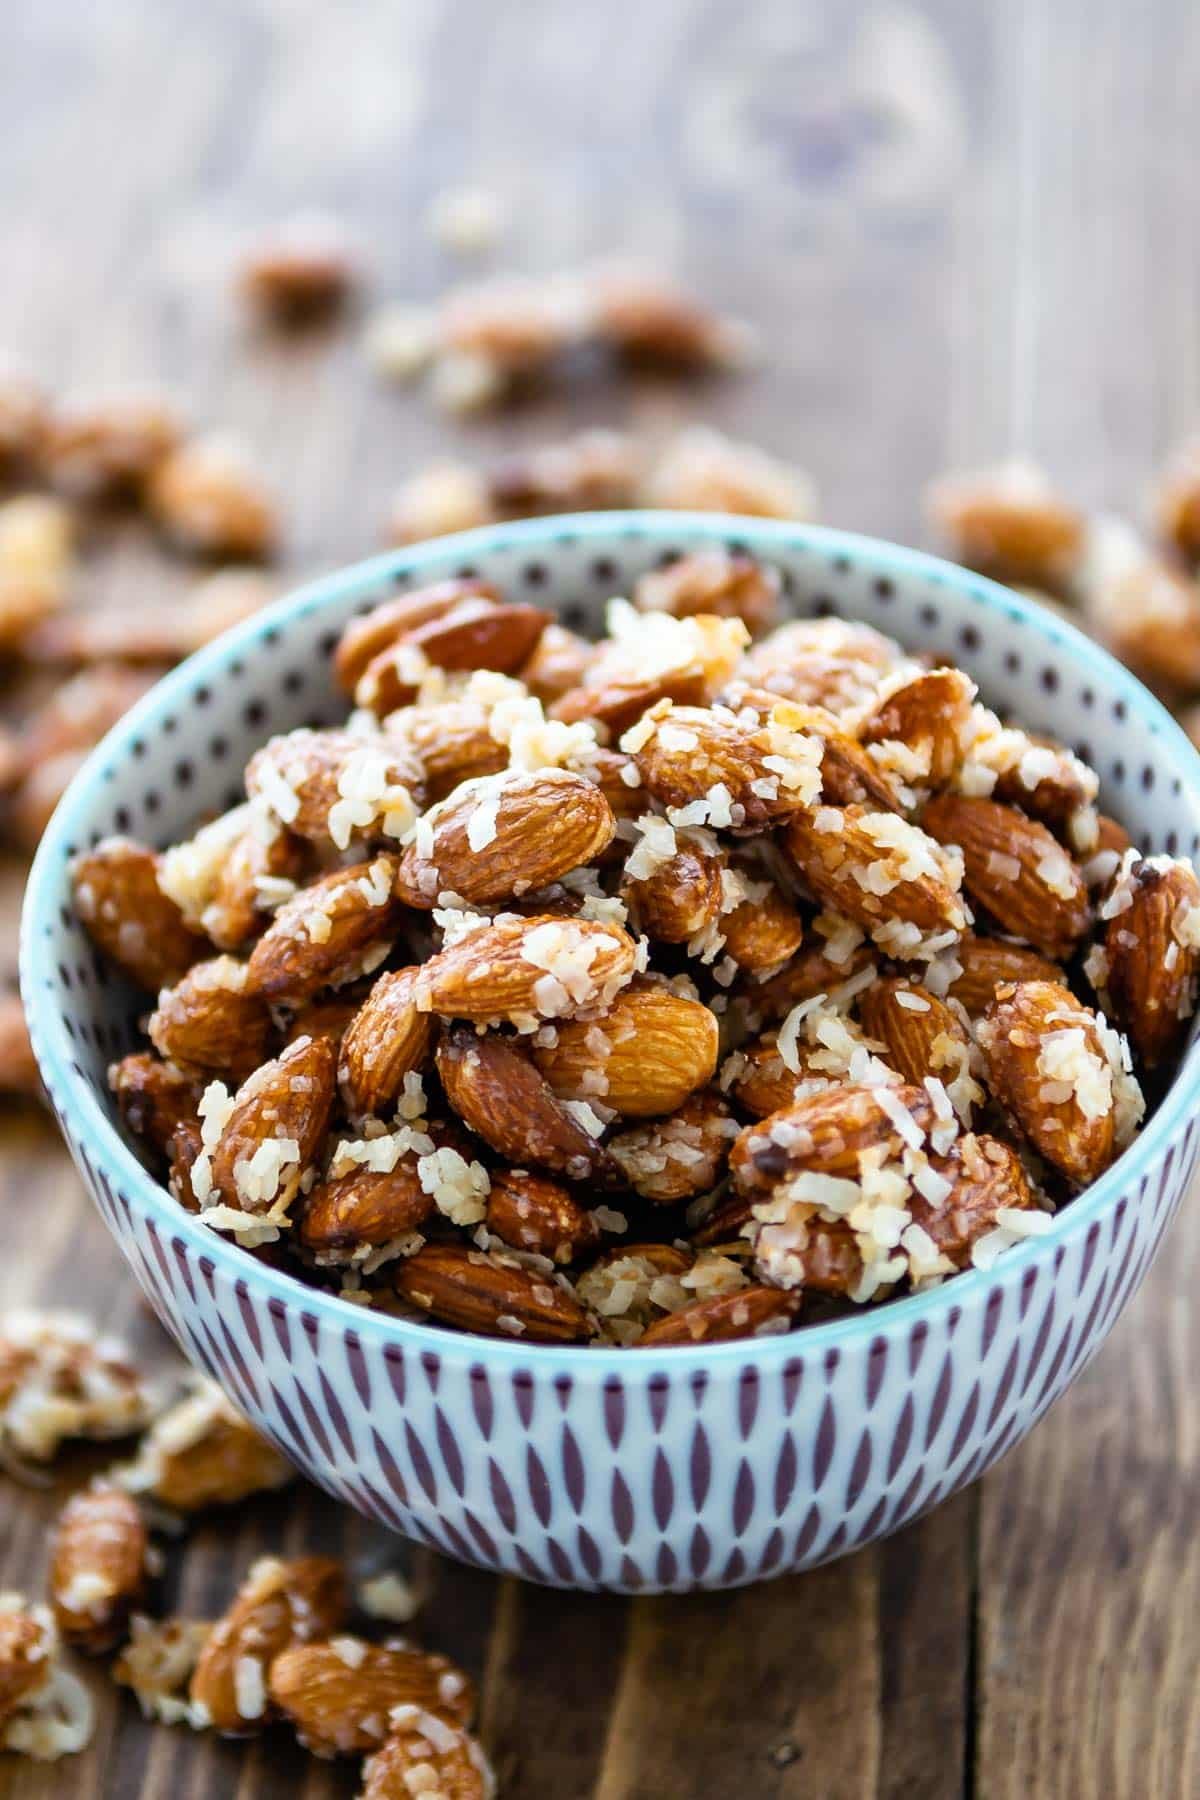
21;513;1200;1593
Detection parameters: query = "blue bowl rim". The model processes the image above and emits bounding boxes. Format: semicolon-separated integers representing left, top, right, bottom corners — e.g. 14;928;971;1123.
21;509;1200;1370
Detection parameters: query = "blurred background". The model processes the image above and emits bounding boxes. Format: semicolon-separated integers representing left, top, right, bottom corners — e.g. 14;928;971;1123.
2;3;1198;1796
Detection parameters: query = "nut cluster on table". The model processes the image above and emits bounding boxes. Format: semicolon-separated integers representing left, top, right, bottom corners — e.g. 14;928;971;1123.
62;549;1200;1351
0;1310;491;1789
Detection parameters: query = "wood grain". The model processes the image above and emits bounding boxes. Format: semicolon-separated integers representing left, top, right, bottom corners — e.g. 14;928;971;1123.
0;1;1199;1796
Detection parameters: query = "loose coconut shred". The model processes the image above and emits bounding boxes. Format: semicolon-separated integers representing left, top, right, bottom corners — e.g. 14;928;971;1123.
76;549;1198;1344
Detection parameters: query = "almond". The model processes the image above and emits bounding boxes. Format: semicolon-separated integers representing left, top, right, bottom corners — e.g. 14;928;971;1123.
630;702;821;825
634;548;779;634
551;666;710;737
485;1168;602;1263
73;837;207;990
299;1163;435;1261
357;599;549;712
859;667;975;788
721;1033;809;1119
908;1134;1037;1269
245;729;421;850
925;462;1084;590
944;932;1064;1015
637;1284;798;1346
268;1638;475;1757
726;692;899;809
990;735;1097;829
923;794;1091;959
393;1242;592;1343
110;1053;202;1155
752;1214;865;1297
50;1485;148;1653
608;1089;737;1201
333;578;503;693
1103;855;1200;1067
190;1555;347;1735
282;995;363;1051
207;1033;336;1212
734;617;902;713
978;980;1137;1185
0;1604;54;1725
387;698;508;801
436;1026;617;1184
121;1381;294;1513
519;621;597;703
147;956;273;1081
783;806;967;956
362;1718;494;1800
414;914;638;1027
720;877;806;978
396;768;615;908
750;941;876;1023
532;983;719;1118
246;856;401;1005
338;967;433;1115
858;977;973;1092
155;802;307;951
731;1082;936;1198
620;834;725;943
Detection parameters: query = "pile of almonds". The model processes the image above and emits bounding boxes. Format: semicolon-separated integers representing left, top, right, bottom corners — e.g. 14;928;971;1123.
0;1310;490;1791
72;550;1200;1346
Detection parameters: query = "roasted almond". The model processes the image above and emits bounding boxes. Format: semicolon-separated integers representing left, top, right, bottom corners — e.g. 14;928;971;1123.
721;1033;809;1119
734;617;902;713
205;1033;336;1213
246;856;401;1005
727;693;900;809
436;1026;617;1184
110;1053;202;1155
299;1162;435;1261
925;462;1084;591
119;1380;294;1512
944;932;1064;1015
783;806;967;957
990;735;1097;830
484;1168;603;1263
731;1082;936;1198
414;914;638;1027
619;832;725;944
362;1716;495;1800
907;1134;1037;1270
73;837;207;990
396;768;615;908
978;980;1141;1185
190;1555;347;1735
720;874;806;978
859;667;975;788
519;621;597;703
858;977;975;1095
637;1284;798;1346
629;702;822;825
608;1089;738;1201
268;1638;475;1757
750;940;876;1023
386;698;508;801
1102;854;1200;1067
0;1602;55;1725
155;802;307;952
338;967;433;1115
147;956;273;1081
245;729;420;851
393;1242;592;1343
922;794;1090;960
551;666;710;737
50;1485;148;1653
634;548;779;635
282;994;363;1051
333;578;503;693
357;600;549;712
532;983;719;1118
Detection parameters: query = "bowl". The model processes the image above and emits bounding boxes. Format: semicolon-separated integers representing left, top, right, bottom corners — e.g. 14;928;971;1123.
21;512;1200;1593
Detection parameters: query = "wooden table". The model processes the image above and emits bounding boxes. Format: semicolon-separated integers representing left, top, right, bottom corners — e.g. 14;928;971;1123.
2;2;1199;1794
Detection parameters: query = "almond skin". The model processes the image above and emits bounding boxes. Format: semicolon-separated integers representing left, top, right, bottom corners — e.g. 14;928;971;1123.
393;1242;592;1343
268;1638;475;1757
246;856;401;1005
147;956;273;1081
922;793;1090;960
110;1053;202;1155
859;667;975;788
50;1486;148;1653
608;1089;737;1201
532;983;719;1119
630;702;820;826
298;1163;435;1260
783;806;966;951
858;976;973;1091
1103;856;1200;1067
978;980;1126;1185
357;599;549;712
731;1083;936;1198
484;1168;603;1263
73;837;207;990
190;1555;347;1735
637;1285;799;1346
338;967;433;1115
436;1026;617;1184
208;1034;336;1211
333;578;503;693
245;730;421;849
620;835;725;944
414;914;638;1027
362;1721;494;1800
944;932;1064;1015
395;768;615;908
